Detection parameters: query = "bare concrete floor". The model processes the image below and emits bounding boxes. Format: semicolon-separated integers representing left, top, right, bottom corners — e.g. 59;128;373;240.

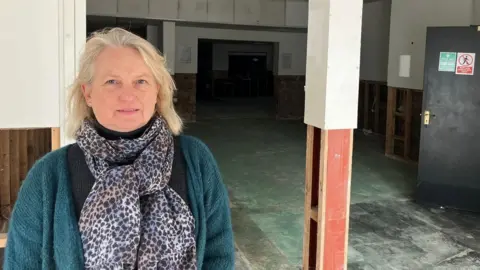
187;98;480;270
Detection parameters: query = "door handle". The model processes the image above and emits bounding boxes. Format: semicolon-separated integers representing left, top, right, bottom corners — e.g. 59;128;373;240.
421;110;435;125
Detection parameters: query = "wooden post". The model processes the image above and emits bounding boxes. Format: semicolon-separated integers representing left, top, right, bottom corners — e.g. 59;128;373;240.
9;131;20;205
363;81;370;130
303;128;354;269
403;90;413;159
0;233;6;248
374;83;381;133
0;131;11;214
317;129;353;269
385;87;397;156
51;127;61;151
303;125;321;269
0;131;10;249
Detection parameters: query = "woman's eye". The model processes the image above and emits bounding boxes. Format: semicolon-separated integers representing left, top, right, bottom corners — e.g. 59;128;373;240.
105;79;117;84
137;79;147;84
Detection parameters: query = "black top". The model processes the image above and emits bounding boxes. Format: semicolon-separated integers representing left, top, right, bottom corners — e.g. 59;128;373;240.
92;118;155;140
67;121;188;220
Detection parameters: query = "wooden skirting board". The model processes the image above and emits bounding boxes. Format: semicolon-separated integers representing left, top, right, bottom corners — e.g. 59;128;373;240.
0;127;60;249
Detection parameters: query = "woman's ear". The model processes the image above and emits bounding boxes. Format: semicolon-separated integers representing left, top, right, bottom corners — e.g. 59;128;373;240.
81;84;92;107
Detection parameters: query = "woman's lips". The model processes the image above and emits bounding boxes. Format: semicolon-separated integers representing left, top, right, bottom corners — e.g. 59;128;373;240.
117;109;139;115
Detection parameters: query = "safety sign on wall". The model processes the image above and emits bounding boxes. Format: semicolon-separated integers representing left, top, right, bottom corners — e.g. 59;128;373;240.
455;52;475;75
438;52;457;72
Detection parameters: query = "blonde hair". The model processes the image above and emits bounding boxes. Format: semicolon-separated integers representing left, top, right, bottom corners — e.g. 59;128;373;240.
66;27;182;138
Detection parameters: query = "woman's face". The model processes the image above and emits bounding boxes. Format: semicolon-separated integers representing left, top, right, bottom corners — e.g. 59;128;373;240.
82;46;158;132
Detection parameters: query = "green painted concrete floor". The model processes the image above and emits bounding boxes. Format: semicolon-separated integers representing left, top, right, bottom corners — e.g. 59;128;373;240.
2;98;479;269
186;98;480;270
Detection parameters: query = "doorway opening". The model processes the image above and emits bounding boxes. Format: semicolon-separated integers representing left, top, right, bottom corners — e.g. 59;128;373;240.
196;39;276;120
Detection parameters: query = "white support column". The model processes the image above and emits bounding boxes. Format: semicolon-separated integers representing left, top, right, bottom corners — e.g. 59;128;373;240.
0;0;85;142
162;22;176;75
60;0;87;146
304;0;363;130
302;0;363;269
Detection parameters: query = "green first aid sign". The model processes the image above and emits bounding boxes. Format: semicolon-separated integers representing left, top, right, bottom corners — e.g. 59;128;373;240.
438;52;457;72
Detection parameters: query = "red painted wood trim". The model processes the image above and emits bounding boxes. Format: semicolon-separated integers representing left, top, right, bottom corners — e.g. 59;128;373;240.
319;129;353;270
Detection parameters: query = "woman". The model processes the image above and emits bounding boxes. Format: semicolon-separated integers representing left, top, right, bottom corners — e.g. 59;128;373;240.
3;27;234;269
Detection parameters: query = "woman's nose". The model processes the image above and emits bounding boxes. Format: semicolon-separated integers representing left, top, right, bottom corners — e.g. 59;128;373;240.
118;86;135;101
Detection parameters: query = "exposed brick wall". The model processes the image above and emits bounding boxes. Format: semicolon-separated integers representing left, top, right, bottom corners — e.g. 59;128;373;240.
174;73;196;122
274;75;305;119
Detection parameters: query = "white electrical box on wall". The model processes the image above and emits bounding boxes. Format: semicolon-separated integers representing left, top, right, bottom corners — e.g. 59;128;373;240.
399;55;411;78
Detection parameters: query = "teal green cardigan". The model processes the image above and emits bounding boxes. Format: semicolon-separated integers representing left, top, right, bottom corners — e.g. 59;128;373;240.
3;135;234;270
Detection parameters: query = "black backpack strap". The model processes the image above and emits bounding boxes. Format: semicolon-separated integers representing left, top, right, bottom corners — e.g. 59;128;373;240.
67;143;96;220
170;136;190;207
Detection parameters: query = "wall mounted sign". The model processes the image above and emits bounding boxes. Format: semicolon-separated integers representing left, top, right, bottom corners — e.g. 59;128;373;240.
281;53;292;69
438;52;456;72
455;52;475;75
178;45;192;64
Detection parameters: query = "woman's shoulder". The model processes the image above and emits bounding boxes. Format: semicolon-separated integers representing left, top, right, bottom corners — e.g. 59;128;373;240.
34;146;69;170
177;135;223;185
8;146;70;217
22;146;70;187
178;135;214;160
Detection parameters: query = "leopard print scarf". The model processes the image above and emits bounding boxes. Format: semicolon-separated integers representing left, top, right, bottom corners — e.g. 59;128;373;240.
76;116;197;269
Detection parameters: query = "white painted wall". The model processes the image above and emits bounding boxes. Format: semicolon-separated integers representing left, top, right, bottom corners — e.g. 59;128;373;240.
360;0;391;82
212;43;274;71
0;0;86;134
285;0;308;27
388;0;474;90
473;0;480;25
87;0;117;16
87;0;308;28
175;26;306;75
